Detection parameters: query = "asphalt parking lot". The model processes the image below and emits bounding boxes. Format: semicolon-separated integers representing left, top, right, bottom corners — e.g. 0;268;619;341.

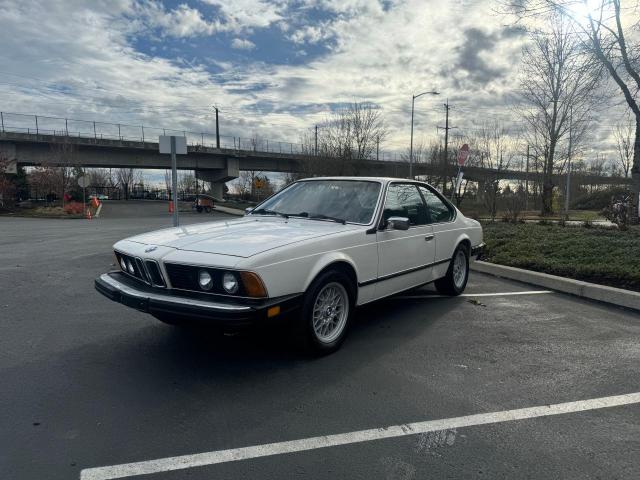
1;205;639;479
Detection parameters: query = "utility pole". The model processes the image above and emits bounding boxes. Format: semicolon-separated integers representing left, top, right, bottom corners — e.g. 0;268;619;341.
214;107;220;149
437;100;455;192
315;125;318;155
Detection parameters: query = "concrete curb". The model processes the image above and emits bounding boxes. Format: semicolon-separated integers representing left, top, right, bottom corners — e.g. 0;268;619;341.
471;260;640;312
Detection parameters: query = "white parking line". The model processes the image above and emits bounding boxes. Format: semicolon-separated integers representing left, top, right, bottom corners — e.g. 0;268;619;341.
80;392;640;480
394;290;552;300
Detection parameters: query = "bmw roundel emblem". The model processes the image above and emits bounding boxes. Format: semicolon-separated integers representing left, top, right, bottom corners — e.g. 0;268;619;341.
144;245;158;253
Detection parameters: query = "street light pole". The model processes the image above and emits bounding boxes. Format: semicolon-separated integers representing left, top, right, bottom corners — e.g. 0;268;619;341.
410;90;440;179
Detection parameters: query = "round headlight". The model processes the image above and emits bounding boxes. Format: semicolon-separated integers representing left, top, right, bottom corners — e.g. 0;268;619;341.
127;259;135;274
198;270;213;291
120;258;127;271
222;272;239;294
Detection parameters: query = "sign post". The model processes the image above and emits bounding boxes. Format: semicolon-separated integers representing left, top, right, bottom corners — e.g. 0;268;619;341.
77;175;89;215
159;135;187;227
451;144;469;201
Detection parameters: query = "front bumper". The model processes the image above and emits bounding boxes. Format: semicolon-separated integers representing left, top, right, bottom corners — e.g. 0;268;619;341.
95;272;301;326
471;242;485;258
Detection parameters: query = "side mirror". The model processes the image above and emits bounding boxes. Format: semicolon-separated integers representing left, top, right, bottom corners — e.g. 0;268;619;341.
387;216;410;231
244;207;254;215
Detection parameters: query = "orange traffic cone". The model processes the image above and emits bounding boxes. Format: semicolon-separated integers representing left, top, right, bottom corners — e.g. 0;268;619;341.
169;201;174;213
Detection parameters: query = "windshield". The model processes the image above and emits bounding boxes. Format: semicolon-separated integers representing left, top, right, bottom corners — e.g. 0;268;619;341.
252;180;381;224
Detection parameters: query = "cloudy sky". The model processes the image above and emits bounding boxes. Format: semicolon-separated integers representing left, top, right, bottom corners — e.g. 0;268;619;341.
0;0;632;170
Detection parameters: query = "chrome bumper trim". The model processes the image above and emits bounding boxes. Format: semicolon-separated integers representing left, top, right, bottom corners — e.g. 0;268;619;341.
98;273;253;312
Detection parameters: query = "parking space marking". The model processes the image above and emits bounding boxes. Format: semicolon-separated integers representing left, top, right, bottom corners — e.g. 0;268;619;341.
394;290;552;300
80;391;640;480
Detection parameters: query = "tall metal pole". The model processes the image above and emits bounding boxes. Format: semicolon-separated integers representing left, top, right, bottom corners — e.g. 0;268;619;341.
215;107;220;149
442;101;450;191
409;91;439;179
315;125;318;155
171;136;179;227
409;95;416;179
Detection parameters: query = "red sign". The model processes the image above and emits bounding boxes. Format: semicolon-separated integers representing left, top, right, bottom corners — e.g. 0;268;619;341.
457;144;470;166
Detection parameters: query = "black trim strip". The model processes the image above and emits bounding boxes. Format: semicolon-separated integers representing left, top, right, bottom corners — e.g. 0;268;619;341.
358;258;451;287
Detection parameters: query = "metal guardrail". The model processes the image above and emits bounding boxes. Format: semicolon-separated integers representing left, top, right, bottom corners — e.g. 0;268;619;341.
0;111;402;161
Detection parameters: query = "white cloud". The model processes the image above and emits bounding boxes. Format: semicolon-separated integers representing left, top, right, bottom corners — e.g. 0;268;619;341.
135;1;220;37
231;38;256;50
289;24;334;45
200;0;286;32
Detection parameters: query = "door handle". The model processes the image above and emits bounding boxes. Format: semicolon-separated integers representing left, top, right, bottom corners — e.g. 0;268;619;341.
425;234;434;241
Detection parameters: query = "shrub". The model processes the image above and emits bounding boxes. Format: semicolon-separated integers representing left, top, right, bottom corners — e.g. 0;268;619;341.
63;201;84;215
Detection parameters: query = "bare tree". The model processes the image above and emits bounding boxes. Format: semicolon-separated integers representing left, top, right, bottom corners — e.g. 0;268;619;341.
318;102;388;174
178;172;197;193
469;121;519;220
614;112;634;178
87;168;110;188
115;168;141;200
509;0;640;220
0;154;15;207
518;16;602;215
47;138;79;206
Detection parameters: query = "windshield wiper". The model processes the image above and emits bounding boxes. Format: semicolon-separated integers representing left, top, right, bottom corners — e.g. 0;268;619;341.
251;209;309;219
308;213;346;225
251;208;287;217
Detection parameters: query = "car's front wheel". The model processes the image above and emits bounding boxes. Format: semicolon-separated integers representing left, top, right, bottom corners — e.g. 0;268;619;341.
298;270;354;354
435;244;469;296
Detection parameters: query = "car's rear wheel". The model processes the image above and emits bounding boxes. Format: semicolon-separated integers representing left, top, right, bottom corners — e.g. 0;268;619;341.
435;244;469;296
298;270;354;354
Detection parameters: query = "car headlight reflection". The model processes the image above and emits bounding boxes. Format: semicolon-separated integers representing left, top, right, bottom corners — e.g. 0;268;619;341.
222;272;239;294
198;270;213;291
126;259;135;274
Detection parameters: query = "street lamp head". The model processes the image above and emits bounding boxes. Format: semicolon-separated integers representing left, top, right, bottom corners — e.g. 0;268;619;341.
413;90;440;99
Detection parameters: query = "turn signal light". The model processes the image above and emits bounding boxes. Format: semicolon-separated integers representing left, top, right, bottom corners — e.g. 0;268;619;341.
239;271;268;298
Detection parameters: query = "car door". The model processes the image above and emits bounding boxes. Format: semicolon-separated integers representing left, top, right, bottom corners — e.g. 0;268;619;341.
417;185;458;274
375;183;436;299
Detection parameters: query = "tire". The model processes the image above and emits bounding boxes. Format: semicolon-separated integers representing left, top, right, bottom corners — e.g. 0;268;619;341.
435;244;469;296
204;206;212;213
297;270;355;354
196;206;203;213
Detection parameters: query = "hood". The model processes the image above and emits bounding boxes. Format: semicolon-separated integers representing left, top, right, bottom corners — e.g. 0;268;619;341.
126;217;358;258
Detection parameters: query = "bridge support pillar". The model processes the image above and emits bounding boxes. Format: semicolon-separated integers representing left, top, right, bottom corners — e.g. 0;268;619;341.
0;143;17;173
197;158;239;201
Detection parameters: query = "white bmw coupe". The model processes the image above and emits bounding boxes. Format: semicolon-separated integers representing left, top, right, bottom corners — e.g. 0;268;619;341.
96;177;484;353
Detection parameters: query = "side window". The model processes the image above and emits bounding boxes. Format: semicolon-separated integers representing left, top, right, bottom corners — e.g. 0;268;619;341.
383;184;428;226
419;186;454;223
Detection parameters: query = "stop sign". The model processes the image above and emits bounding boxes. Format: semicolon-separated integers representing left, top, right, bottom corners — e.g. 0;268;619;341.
457;144;470;166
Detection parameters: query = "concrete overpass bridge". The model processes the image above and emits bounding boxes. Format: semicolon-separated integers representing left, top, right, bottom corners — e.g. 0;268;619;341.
0;111;631;198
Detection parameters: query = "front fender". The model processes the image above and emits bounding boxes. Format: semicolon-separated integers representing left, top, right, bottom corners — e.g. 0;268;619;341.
303;252;360;291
